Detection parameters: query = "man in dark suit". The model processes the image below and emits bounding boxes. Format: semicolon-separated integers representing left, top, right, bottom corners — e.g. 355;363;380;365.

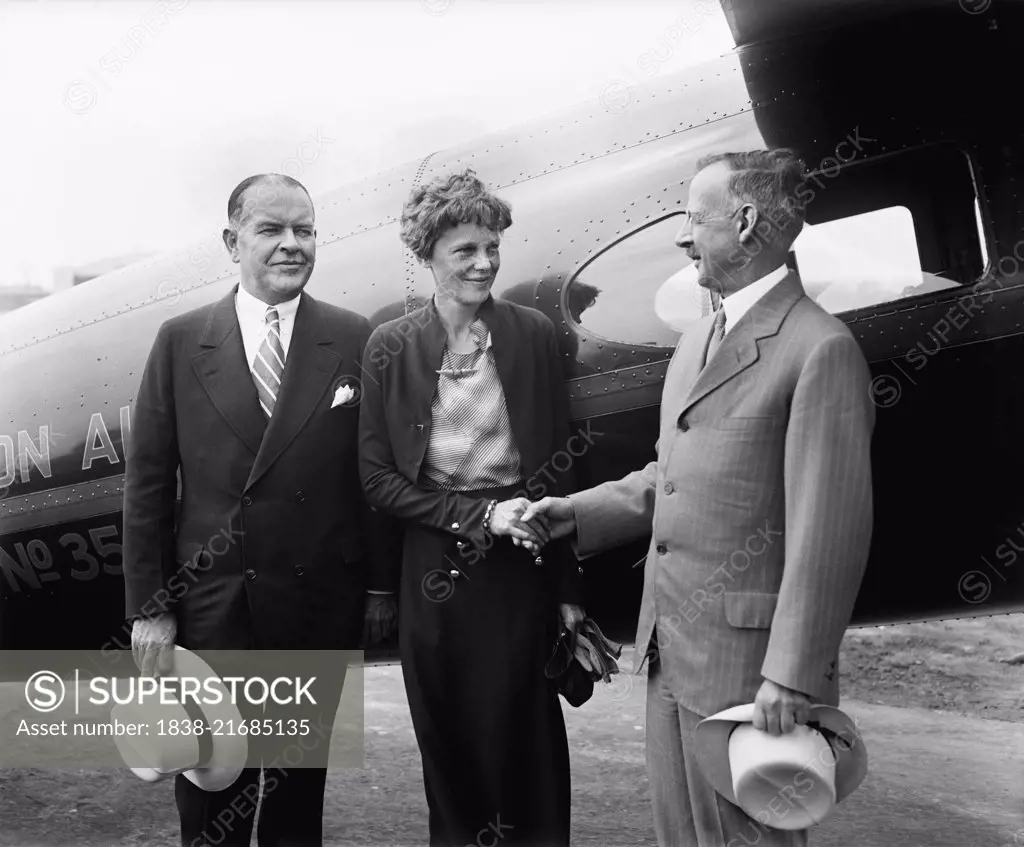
123;173;398;846
524;149;875;846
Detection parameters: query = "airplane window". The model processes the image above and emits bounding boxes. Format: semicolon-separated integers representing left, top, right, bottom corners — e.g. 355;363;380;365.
792;206;958;314
792;143;983;314
569;145;982;330
567;215;707;348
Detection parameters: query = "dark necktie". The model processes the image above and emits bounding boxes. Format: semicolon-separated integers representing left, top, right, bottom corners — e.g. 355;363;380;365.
251;307;285;418
703;308;727;369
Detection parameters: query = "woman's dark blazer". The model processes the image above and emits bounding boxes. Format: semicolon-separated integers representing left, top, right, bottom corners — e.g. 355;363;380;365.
358;294;583;604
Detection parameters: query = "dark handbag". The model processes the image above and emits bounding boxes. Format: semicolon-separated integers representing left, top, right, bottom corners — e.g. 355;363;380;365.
544;627;594;707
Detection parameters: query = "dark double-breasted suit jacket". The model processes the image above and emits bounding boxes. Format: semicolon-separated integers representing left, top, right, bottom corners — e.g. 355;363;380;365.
123;285;398;651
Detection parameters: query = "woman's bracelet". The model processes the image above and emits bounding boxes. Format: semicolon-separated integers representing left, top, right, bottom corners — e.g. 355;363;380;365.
481;498;498;534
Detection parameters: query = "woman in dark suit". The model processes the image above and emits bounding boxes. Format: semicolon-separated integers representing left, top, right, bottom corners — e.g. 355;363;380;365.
359;169;585;847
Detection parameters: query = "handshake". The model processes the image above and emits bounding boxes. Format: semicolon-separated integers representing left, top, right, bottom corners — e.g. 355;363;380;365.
488;496;577;556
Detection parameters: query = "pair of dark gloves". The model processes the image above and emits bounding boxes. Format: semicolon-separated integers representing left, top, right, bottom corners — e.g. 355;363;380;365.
544;617;623;707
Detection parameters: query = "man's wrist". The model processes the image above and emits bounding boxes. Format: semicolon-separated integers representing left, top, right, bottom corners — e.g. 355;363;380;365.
128;610;171;625
761;676;811;697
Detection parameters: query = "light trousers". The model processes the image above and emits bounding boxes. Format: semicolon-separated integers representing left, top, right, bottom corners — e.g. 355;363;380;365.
646;655;810;847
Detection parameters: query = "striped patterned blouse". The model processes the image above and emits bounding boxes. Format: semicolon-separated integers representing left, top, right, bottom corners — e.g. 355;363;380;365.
420;317;523;491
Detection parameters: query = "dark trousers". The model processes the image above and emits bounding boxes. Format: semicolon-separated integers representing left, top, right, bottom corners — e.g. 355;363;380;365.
399;484;571;847
176;655;347;847
177;765;330;847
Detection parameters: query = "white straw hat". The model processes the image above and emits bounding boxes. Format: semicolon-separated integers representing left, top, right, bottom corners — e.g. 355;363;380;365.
111;646;248;792
694;703;868;831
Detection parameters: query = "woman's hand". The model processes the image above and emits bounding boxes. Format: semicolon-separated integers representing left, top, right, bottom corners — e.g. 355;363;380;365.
488;497;550;548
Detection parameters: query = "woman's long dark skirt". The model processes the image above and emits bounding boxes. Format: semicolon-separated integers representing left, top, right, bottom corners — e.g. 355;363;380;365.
399;484;571;847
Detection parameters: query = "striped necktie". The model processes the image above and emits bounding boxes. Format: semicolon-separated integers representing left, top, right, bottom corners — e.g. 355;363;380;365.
703;307;727;369
252;306;286;418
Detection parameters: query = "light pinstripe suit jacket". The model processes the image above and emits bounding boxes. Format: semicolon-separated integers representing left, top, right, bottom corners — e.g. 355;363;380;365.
570;272;875;717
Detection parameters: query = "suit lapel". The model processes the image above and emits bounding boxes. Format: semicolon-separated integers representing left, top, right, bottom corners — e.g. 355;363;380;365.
192;288;267;456
478;297;533;467
402;299;446;473
661;314;715;427
679;272;806;418
245;292;341;492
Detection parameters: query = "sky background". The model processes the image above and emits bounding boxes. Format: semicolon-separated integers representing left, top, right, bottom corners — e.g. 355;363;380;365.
1;0;735;289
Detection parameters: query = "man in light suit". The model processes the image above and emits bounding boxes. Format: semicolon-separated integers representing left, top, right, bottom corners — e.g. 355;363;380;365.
123;173;399;846
523;149;875;846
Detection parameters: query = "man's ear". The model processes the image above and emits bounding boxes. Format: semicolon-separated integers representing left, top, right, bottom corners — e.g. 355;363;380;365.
736;204;760;245
222;226;240;263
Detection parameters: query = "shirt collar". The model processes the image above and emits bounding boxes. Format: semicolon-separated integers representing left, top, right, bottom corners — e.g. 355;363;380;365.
721;264;789;332
236;283;302;325
468;318;491;351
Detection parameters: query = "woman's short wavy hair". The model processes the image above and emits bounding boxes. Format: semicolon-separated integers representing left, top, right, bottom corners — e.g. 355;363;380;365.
400;169;513;262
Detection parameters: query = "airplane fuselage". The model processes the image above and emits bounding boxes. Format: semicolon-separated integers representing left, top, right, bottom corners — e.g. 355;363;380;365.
3;1;1023;657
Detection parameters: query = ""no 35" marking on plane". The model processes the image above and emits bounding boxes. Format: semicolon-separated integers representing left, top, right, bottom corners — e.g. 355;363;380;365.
0;523;123;594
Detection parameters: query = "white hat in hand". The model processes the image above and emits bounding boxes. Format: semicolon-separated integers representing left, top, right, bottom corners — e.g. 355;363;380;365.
111;646;248;792
694;703;868;831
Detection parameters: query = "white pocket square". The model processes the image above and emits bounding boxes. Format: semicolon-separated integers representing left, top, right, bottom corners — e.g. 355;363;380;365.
331;385;357;408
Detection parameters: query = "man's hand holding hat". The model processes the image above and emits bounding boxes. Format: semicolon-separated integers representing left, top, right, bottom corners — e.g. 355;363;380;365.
131;612;177;678
694;699;868;831
752;677;813;736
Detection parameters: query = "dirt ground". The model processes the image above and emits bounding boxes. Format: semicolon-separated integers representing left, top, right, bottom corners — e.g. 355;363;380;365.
839;614;1024;722
0;615;1021;847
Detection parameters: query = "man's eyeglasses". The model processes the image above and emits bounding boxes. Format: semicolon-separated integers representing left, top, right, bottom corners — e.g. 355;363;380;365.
681;206;746;226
